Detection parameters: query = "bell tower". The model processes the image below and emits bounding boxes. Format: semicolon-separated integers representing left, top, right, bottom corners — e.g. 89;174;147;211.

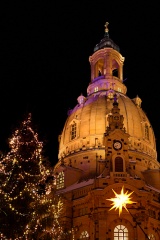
104;94;130;176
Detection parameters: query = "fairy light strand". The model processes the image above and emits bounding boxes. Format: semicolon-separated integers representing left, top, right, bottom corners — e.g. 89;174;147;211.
0;113;65;239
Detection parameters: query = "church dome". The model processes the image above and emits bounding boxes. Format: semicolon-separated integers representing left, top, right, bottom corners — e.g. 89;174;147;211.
54;22;160;240
57;22;157;179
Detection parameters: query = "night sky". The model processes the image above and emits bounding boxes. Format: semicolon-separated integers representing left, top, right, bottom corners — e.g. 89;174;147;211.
1;2;160;165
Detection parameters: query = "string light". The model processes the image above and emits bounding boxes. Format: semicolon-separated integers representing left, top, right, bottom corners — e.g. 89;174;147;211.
0;113;65;239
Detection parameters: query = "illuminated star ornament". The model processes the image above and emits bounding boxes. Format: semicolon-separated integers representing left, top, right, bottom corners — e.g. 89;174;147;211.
107;186;136;216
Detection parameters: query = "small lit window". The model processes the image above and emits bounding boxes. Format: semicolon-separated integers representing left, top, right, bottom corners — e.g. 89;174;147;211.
148;234;155;240
94;87;98;92
118;87;121;92
114;225;128;240
108;91;114;99
80;230;89;239
71;122;77;140
56;171;64;189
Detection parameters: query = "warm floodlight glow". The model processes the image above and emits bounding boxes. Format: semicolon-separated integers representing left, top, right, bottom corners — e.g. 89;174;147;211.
107;186;136;216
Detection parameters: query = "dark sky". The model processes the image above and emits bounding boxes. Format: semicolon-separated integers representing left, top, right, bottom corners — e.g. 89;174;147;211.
1;2;160;165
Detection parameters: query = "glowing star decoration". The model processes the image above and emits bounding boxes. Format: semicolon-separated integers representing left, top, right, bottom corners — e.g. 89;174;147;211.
107;186;137;216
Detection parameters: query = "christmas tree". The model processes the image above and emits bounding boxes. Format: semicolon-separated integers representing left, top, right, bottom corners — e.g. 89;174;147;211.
0;113;64;239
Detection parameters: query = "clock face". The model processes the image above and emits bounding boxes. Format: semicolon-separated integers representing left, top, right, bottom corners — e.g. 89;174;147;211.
113;141;122;150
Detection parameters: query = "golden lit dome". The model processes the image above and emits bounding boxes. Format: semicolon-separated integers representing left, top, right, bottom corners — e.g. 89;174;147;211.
57;23;158;181
54;22;160;240
59;91;156;158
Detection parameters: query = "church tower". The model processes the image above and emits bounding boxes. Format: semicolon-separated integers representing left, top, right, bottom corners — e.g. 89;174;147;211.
54;22;160;240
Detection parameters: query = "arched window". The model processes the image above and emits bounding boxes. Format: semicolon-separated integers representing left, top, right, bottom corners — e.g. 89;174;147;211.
107;90;114;99
71;121;77;140
115;157;123;172
80;230;89;239
114;224;128;240
145;124;149;140
148;234;156;240
94;59;104;78
94;86;98;92
56;171;64;189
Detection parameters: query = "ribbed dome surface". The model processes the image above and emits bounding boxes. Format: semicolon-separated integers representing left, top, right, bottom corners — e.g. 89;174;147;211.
58;22;157;174
58;91;157;161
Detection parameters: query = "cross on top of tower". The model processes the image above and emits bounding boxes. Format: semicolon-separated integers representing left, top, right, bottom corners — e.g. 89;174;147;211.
104;22;109;33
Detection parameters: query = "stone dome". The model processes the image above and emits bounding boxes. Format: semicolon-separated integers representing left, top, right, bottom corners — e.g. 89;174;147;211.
59;91;156;156
57;22;158;178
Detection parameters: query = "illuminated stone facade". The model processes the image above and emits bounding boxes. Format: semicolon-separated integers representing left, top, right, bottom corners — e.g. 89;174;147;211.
54;23;160;240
